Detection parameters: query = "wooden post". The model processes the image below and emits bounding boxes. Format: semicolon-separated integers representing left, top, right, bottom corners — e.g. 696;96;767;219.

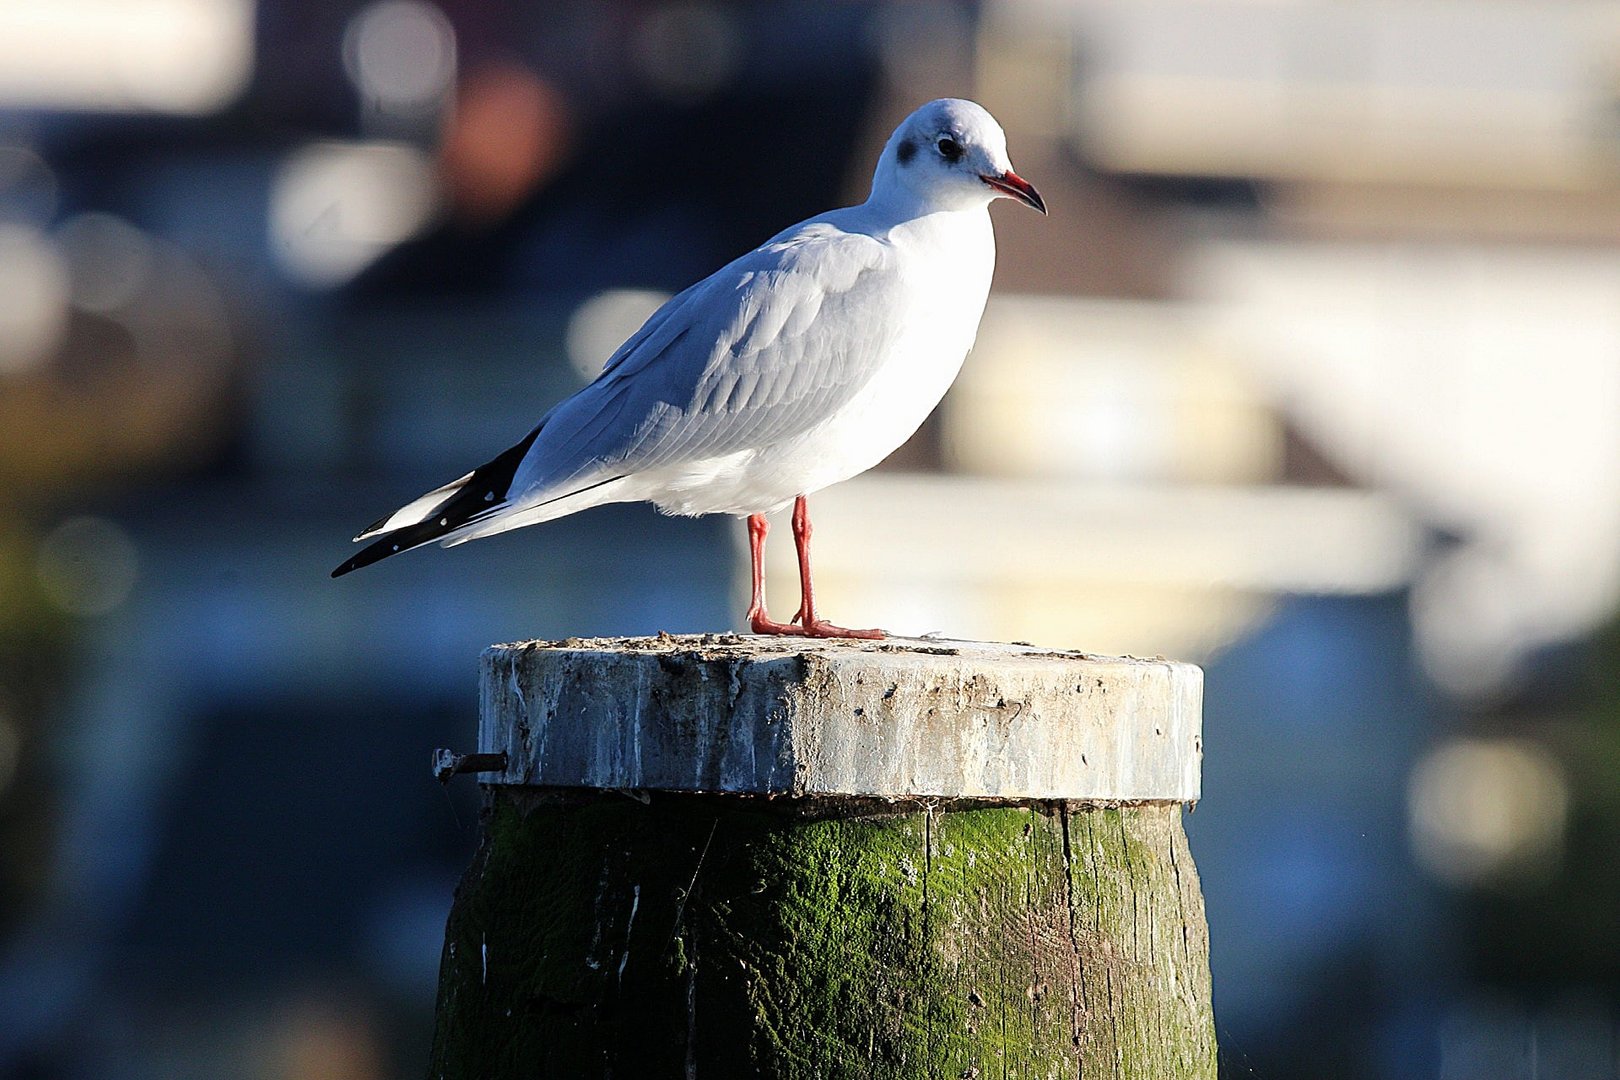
429;636;1215;1079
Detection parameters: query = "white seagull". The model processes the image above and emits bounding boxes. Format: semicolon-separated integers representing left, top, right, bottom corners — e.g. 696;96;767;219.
333;98;1046;638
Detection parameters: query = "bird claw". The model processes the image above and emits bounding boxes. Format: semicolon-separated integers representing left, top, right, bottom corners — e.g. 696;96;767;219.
802;619;885;640
750;612;885;640
749;612;804;636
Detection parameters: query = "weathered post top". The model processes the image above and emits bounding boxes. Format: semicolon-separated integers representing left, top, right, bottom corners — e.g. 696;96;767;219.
479;634;1202;802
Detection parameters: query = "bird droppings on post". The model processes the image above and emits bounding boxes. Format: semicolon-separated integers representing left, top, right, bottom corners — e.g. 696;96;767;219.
477;635;1201;802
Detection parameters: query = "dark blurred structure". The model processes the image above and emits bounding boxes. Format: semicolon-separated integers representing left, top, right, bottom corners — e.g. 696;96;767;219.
1;2;1617;1079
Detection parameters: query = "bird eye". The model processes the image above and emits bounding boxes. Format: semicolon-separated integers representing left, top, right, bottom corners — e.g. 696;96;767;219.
936;137;964;163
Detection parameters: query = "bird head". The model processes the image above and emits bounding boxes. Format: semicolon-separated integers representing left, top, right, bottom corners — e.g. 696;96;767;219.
873;98;1046;217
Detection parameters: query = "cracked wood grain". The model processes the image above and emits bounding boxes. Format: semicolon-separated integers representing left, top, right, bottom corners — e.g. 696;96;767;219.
430;792;1215;1079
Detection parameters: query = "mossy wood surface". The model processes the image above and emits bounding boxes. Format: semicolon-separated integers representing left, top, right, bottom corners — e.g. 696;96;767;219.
429;791;1215;1079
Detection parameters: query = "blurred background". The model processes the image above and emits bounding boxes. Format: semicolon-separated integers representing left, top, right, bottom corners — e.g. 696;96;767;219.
1;0;1618;1077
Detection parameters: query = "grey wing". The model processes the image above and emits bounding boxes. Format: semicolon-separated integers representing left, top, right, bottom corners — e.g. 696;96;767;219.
510;224;904;497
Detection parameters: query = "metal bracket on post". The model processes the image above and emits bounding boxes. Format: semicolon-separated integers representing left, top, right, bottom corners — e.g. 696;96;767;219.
431;748;508;784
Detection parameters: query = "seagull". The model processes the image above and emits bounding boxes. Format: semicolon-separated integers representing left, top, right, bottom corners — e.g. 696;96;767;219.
332;98;1045;638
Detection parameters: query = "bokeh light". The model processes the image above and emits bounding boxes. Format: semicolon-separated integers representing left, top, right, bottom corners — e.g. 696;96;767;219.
566;289;673;380
343;0;457;125
270;142;439;287
58;213;154;316
631;4;739;104
0;224;69;376
35;516;140;618
1409;737;1569;887
438;63;569;224
0;0;252;114
0;145;58;226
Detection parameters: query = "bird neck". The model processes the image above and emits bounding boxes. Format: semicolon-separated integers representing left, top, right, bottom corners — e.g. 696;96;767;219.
865;154;995;224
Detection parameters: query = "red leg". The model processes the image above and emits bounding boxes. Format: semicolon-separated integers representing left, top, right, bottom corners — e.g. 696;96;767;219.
745;512;807;635
788;495;884;640
790;497;810;625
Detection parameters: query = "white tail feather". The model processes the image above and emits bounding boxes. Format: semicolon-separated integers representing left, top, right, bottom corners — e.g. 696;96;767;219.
353;470;474;541
440;476;633;547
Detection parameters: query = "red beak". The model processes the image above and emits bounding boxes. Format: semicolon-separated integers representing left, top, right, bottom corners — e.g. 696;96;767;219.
981;170;1047;215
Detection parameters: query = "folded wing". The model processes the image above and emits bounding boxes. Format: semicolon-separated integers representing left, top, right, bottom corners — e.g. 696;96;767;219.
507;219;906;500
334;217;906;574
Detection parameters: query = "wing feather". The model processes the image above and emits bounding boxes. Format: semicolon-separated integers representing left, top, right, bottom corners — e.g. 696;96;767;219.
504;219;904;505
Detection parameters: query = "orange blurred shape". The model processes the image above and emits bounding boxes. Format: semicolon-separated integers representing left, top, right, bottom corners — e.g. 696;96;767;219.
440;63;569;225
273;999;385;1080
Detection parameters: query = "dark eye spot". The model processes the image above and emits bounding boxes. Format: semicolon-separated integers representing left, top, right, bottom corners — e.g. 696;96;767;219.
937;137;964;163
896;138;916;165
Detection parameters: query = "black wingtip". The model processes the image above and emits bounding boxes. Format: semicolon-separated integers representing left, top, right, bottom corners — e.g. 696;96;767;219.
330;525;435;579
331;420;547;582
328;544;388;579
